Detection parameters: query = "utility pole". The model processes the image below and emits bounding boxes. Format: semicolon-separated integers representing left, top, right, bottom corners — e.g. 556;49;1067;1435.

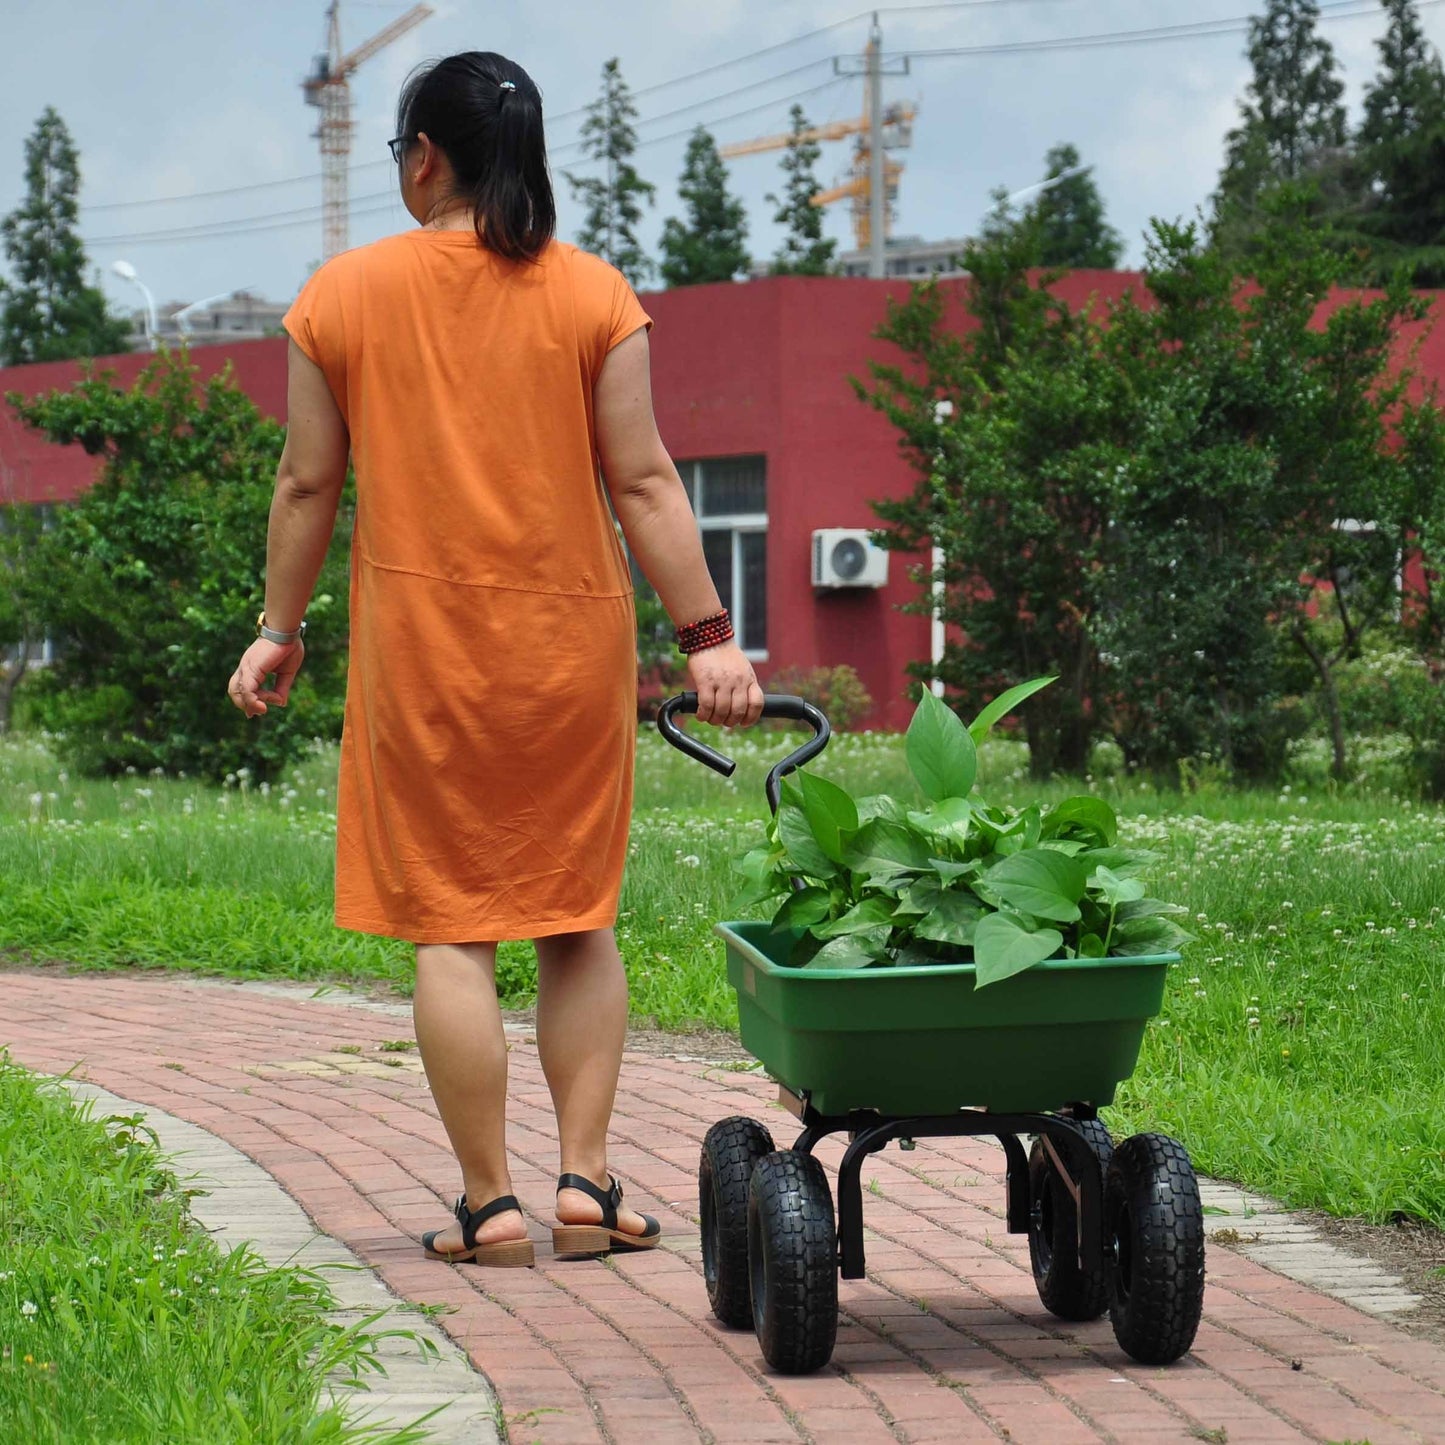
832;14;910;277
867;14;885;280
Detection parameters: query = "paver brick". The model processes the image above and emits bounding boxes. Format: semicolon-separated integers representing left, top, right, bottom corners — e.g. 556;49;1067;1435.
3;970;1444;1445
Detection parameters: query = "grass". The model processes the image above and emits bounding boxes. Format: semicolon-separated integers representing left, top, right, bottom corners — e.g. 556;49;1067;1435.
2;727;1444;1230
0;1054;435;1444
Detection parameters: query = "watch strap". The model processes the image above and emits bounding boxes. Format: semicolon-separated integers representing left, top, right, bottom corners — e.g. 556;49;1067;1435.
256;611;306;645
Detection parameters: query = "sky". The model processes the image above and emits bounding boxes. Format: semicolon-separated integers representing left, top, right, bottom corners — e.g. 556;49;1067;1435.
2;0;1444;315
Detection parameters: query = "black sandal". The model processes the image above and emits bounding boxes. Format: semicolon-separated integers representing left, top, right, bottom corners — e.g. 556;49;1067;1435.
553;1173;662;1258
422;1193;535;1267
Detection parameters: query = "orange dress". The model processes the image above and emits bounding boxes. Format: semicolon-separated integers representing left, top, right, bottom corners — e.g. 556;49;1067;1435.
284;233;651;943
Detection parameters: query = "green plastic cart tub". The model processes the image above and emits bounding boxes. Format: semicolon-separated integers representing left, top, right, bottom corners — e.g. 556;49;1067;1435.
717;919;1176;1117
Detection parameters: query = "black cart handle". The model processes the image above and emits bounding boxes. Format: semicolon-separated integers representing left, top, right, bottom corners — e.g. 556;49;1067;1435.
656;692;832;815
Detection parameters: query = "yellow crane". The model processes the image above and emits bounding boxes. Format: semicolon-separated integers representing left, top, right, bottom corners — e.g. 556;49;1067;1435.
719;24;915;259
303;1;434;260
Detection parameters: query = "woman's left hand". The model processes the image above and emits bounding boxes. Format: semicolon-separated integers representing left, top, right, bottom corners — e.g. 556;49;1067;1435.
227;638;305;718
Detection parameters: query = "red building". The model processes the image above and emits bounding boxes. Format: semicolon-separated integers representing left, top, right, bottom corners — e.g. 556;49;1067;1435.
1;271;1437;730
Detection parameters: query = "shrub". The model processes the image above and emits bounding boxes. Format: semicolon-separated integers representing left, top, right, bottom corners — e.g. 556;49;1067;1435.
762;664;873;731
7;351;351;781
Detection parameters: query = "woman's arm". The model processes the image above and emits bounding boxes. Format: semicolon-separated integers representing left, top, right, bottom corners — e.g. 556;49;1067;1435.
594;329;764;728
227;341;349;717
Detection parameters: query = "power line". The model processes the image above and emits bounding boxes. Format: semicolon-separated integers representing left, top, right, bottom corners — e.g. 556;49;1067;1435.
896;0;1445;60
76;0;1070;214
73;0;1435;246
80;76;854;248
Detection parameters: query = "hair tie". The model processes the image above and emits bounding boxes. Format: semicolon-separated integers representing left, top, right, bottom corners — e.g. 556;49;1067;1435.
498;80;517;91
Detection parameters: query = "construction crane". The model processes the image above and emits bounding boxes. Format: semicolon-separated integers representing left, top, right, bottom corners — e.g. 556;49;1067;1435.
720;18;914;270
303;1;433;261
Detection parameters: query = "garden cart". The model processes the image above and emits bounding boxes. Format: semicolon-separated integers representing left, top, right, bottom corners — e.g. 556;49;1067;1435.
657;692;1206;1376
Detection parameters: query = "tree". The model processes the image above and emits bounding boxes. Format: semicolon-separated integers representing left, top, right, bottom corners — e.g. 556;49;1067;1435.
1360;0;1445;150
854;222;1122;777
567;59;656;287
0;108;131;366
768;106;837;277
7;352;352;779
658;128;750;287
1027;144;1124;269
1214;1;1348;240
0;498;45;734
856;194;1445;784
1350;0;1445;284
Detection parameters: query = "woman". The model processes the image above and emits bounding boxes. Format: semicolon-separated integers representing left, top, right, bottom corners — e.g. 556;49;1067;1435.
227;51;764;1267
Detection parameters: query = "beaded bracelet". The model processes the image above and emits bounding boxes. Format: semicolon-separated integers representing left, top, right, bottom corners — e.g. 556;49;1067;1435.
675;608;735;655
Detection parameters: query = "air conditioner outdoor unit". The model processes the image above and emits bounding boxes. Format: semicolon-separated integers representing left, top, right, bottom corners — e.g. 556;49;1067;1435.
812;529;889;589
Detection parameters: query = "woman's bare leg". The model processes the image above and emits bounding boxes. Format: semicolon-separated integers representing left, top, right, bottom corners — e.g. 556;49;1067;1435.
413;941;527;1248
534;927;650;1235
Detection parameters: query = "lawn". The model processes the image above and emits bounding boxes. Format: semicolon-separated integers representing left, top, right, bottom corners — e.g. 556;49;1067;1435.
1;727;1442;1231
0;1055;434;1444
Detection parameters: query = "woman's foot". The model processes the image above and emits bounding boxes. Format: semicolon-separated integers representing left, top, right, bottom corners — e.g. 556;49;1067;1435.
553;1172;662;1257
422;1192;534;1266
425;1203;529;1255
556;1181;652;1239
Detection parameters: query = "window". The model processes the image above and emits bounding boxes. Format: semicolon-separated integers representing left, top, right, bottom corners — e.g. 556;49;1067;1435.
677;456;768;657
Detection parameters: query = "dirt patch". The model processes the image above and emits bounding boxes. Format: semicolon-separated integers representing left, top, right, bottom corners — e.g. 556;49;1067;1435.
1303;1210;1445;1344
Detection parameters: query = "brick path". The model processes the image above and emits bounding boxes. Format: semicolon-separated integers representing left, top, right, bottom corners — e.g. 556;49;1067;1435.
3;971;1444;1445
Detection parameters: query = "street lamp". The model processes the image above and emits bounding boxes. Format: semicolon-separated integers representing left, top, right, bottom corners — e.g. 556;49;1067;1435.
173;287;255;338
930;398;954;699
1004;164;1089;208
111;260;158;350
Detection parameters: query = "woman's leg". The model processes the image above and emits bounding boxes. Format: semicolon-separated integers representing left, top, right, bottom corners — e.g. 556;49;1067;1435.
534;927;650;1236
413;941;527;1248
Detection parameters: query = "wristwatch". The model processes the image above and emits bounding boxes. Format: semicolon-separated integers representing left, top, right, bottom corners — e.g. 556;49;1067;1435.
255;611;307;645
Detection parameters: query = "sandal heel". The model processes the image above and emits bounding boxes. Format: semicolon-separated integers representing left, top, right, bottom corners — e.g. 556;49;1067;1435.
470;1238;536;1268
552;1224;613;1258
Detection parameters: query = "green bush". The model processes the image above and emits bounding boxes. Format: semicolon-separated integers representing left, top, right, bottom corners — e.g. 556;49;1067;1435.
761;663;873;731
6;351;351;781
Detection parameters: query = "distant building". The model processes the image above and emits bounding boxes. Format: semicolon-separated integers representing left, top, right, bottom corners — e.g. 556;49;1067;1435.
125;291;288;348
836;235;968;279
748;236;968;283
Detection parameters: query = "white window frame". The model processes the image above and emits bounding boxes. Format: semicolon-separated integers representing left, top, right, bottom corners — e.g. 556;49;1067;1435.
1334;518;1404;623
678;458;768;663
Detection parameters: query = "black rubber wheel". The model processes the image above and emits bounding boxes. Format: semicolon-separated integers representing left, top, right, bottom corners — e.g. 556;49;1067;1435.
1106;1133;1206;1366
1029;1118;1115;1322
747;1149;838;1374
700;1116;775;1328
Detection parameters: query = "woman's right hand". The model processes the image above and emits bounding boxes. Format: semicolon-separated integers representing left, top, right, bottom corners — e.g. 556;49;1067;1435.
687;642;765;728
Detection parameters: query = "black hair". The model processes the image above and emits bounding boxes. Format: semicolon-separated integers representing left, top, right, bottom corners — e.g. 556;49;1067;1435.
395;52;555;262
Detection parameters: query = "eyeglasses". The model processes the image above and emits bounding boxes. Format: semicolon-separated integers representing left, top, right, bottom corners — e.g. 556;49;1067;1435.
387;135;415;164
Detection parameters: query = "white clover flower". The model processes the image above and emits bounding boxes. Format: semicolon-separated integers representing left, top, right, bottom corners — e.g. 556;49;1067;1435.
87;1256;101;1267
20;1300;37;1317
680;855;701;867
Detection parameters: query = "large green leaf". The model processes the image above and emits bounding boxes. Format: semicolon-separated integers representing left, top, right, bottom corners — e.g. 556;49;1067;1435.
813;895;895;940
778;801;838;881
1091;864;1147;906
906;689;978;802
802;925;892;970
915;891;983;946
1078;846;1158;879
966;676;1056;744
857;794;911;825
842;819;933;879
1113;915;1193;954
768;886;832;934
1042;796;1118;847
907;797;972;846
796;770;859;865
972;912;1064;988
893;874;944;918
983;848;1088;923
1115;898;1190;923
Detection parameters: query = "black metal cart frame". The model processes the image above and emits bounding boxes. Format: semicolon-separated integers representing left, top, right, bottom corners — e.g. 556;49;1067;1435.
780;1086;1106;1280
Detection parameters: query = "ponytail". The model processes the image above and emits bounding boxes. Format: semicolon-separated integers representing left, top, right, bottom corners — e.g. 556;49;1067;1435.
395;52;556;262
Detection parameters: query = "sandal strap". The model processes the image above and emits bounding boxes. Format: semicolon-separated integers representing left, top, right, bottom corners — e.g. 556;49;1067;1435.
454;1193;523;1251
556;1172;622;1230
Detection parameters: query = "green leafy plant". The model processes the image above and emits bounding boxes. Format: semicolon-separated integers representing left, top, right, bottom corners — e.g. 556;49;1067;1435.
733;678;1191;986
